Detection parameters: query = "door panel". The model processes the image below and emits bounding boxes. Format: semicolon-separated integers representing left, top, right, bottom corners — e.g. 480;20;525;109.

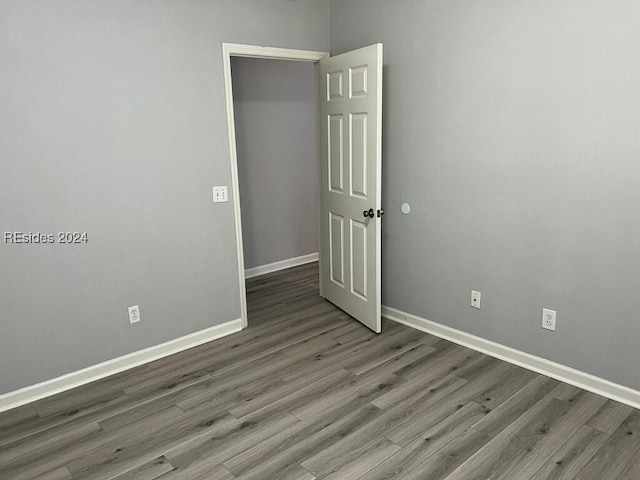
329;213;345;287
319;44;383;333
349;65;368;98
350;219;367;301
350;113;368;199
328;115;344;193
328;71;344;100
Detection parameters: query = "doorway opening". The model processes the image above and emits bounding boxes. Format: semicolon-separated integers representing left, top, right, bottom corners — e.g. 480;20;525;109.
222;44;329;328
233;57;319;281
223;43;383;333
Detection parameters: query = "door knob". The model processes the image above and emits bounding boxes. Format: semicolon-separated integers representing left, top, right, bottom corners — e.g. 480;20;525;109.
377;208;384;218
363;208;375;218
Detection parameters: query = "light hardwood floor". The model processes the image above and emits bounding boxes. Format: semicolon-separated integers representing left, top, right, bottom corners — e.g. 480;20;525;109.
1;262;639;479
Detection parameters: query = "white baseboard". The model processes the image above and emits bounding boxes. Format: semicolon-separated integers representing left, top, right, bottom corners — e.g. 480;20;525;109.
0;318;242;413
245;252;319;279
382;305;640;410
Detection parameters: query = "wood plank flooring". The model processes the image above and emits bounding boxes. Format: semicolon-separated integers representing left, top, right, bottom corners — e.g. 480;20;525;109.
1;262;639;479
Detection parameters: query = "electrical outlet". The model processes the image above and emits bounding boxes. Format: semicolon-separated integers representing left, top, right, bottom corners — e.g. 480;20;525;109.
128;305;141;324
213;186;228;203
542;308;556;331
471;290;481;309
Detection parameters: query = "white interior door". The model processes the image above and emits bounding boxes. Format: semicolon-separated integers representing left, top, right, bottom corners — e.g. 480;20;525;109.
319;44;383;333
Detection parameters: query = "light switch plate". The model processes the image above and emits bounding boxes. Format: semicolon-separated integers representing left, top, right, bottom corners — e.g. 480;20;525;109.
213;186;228;203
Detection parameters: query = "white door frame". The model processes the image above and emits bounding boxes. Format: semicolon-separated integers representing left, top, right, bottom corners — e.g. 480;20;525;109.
222;43;329;328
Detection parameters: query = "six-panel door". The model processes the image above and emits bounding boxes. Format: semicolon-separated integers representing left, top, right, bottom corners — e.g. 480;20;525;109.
319;44;382;333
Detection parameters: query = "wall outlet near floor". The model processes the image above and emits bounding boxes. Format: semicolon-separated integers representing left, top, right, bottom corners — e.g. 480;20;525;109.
128;305;141;324
542;308;556;331
471;290;481;309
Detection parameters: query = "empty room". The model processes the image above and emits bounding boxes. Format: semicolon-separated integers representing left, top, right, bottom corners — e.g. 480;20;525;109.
1;1;639;479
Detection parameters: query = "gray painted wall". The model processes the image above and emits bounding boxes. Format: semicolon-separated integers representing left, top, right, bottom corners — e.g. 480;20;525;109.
0;0;329;395
3;0;639;398
331;0;640;390
232;57;318;270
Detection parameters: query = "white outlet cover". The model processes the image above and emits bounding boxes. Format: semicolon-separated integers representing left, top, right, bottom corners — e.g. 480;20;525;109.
542;308;556;331
128;305;140;324
471;290;481;309
213;186;228;203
